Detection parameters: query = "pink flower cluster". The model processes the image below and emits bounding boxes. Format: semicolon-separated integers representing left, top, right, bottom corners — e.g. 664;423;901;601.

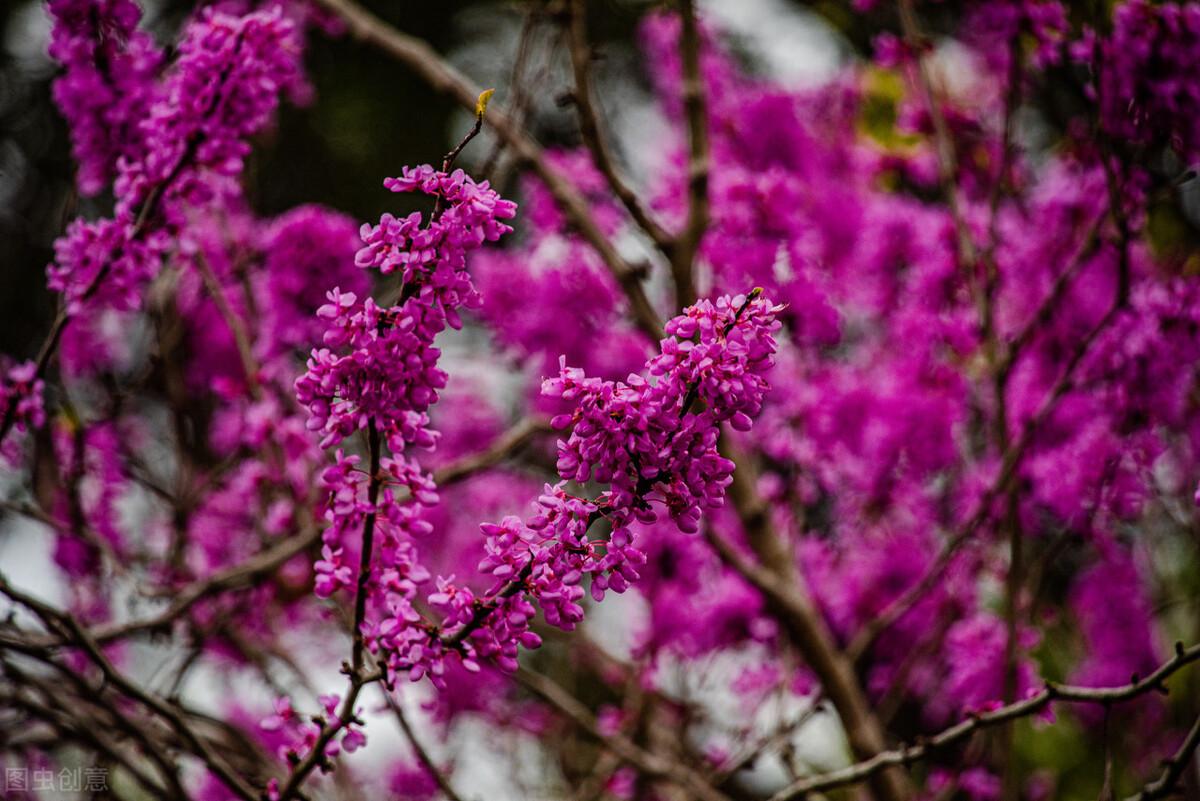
0;360;45;462
1075;0;1200;158
119;6;299;213
45;6;301;376
439;293;782;677
47;217;158;316
299;201;782;686
548;293;781;534
295;166;518;684
259;695;366;766
296;168;516;452
46;0;162;196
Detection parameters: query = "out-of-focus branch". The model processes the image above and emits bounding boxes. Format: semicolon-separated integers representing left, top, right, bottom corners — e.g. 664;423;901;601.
0;575;261;801
191;251;266;403
311;0;663;341
1127;711;1200;801
514;667;735;801
1;657;184;797
0;499;131;580
567;0;672;249
715;439;912;801
0;679;173;798
847;257;1129;662
86;524;321;644
383;690;471;801
432;416;551;485
672;0;709;310
275;421;382;801
480;7;544;179
996;210;1107;379
768;643;1200;801
896;0;977;274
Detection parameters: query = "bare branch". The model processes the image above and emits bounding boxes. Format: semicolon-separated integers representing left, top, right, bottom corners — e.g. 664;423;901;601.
383;690;471;801
0;576;262;801
515;667;735;801
1127;711;1200;801
431;416;550;485
567;0;673;248
716;437;912;801
768;643;1200;801
671;0;709;310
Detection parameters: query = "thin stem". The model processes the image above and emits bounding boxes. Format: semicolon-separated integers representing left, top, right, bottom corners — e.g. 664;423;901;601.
192;251;261;397
567;0;672;248
672;0;709;310
383;690;471;801
1127;711;1200;801
274;420;382;801
768;643;1200;801
353;421;382;673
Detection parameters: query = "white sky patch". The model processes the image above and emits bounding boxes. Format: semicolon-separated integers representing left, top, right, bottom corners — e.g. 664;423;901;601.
702;0;847;87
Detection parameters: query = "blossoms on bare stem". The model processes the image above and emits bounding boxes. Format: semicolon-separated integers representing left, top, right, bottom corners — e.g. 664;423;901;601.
294;159;782;697
294;165;518;687
260;694;366;776
448;292;782;676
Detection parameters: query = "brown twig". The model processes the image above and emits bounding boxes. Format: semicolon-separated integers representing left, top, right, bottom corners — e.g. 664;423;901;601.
671;0;709;310
192;250;261;397
1127;711;1200;801
567;0;673;249
383;690;471;801
767;642;1200;801
515;667;735;801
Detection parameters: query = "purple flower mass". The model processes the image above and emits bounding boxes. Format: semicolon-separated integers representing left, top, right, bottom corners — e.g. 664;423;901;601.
2;1;1200;800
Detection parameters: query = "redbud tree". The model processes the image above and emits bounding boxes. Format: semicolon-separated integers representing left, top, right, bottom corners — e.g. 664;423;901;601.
1;1;1199;800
